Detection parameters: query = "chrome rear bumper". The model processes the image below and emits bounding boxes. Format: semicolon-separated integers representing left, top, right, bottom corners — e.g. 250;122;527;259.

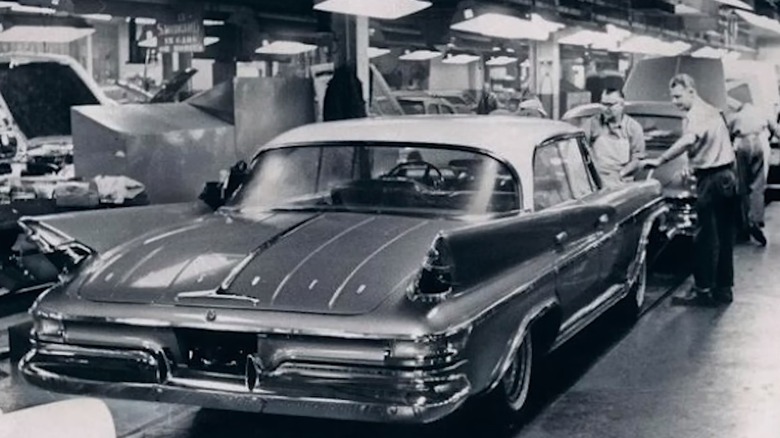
20;342;471;424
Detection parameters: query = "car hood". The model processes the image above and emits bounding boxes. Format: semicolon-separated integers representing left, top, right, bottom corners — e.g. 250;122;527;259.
75;211;458;315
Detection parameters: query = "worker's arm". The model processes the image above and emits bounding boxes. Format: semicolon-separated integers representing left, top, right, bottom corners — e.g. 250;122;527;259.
641;132;697;169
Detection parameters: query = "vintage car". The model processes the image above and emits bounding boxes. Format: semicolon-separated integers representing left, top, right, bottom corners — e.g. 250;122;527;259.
562;101;694;237
19;116;666;423
0;52;113;171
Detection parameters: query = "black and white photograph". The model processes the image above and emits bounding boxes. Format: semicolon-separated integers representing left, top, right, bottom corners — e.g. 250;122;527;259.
0;0;778;437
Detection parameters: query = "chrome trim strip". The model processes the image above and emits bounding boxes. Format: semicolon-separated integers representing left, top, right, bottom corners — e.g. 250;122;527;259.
555;283;624;349
328;220;429;308
219;213;325;294
271;217;375;304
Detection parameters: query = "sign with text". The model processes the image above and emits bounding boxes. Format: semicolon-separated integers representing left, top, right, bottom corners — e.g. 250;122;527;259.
157;11;204;53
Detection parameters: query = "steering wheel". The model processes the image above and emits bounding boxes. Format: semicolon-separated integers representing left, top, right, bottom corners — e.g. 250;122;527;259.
383;161;444;189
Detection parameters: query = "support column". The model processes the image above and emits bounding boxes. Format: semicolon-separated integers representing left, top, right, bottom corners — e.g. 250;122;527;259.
162;53;174;81
532;36;561;119
178;52;193;92
85;34;94;78
354;15;370;105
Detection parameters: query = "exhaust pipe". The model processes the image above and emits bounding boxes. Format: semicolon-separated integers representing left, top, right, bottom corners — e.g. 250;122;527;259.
246;355;262;392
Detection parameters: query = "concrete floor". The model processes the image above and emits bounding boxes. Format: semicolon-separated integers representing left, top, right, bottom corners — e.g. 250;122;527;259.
1;204;779;437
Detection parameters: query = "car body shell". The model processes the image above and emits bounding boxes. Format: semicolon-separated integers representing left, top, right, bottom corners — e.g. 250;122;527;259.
562;101;695;236
19;116;665;423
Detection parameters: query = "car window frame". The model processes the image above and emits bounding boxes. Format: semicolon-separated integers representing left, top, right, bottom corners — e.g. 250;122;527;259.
556;137;597;199
245;140;525;217
532;139;576;212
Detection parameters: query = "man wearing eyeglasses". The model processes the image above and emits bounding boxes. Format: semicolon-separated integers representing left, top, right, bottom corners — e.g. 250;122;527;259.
583;88;646;187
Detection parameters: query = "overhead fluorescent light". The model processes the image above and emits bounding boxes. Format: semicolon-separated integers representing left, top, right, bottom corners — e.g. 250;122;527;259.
204;36;219;46
3;2;55;14
675;4;701;14
203;19;224;26
486;55;517;66
133;17;157;25
691;46;729;58
399;49;441;61
368;47;391;58
619;35;690;56
81;13;113;21
255;40;318;55
714;0;754;11
735;9;780;35
442;53;480;64
313;0;431;20
0;26;95;43
451;12;552;41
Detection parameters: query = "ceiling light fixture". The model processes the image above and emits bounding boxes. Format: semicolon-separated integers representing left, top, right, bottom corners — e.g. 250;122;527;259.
133;17;157;25
81;13;113;21
451;12;552;41
313;0;431;20
442;53;480;64
486;55;517;66
398;49;441;61
368;47;391;58
675;4;701;14
255;40;318;55
0;25;95;43
691;46;728;58
2;2;55;14
203;19;224;26
714;0;754;11
734;9;780;35
619;35;690;56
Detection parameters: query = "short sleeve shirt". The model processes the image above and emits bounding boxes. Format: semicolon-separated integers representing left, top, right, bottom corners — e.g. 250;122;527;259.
684;98;735;170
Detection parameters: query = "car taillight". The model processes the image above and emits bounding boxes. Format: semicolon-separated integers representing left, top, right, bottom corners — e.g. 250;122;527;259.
408;235;457;301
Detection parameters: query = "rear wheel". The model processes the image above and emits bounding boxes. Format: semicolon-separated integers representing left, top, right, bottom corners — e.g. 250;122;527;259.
501;333;533;411
481;330;534;420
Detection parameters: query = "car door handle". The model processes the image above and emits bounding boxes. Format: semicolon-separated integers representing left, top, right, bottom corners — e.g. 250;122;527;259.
597;213;610;227
554;231;568;245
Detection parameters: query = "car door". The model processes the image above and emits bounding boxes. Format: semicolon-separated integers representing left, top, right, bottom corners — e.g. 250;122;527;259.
533;140;605;322
558;137;621;295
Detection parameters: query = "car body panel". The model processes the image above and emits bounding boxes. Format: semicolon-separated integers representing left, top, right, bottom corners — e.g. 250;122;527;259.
20;116;665;423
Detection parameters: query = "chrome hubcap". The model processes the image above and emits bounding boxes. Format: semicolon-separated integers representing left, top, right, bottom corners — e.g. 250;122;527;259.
502;334;532;411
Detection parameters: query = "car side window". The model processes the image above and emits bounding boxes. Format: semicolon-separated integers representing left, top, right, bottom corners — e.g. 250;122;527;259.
533;143;574;211
441;104;454;114
427;104;440;114
558;138;595;198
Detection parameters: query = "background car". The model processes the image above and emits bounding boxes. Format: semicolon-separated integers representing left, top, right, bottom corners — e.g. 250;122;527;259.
562;101;693;238
19;116;665;424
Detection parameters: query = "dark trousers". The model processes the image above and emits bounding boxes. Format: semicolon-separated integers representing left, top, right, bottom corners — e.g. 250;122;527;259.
693;165;738;291
734;135;766;230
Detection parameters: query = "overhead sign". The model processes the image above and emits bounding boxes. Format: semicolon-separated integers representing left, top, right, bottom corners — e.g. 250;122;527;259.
157;11;204;53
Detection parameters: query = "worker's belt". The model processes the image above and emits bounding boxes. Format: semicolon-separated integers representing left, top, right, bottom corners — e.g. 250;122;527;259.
693;163;734;177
